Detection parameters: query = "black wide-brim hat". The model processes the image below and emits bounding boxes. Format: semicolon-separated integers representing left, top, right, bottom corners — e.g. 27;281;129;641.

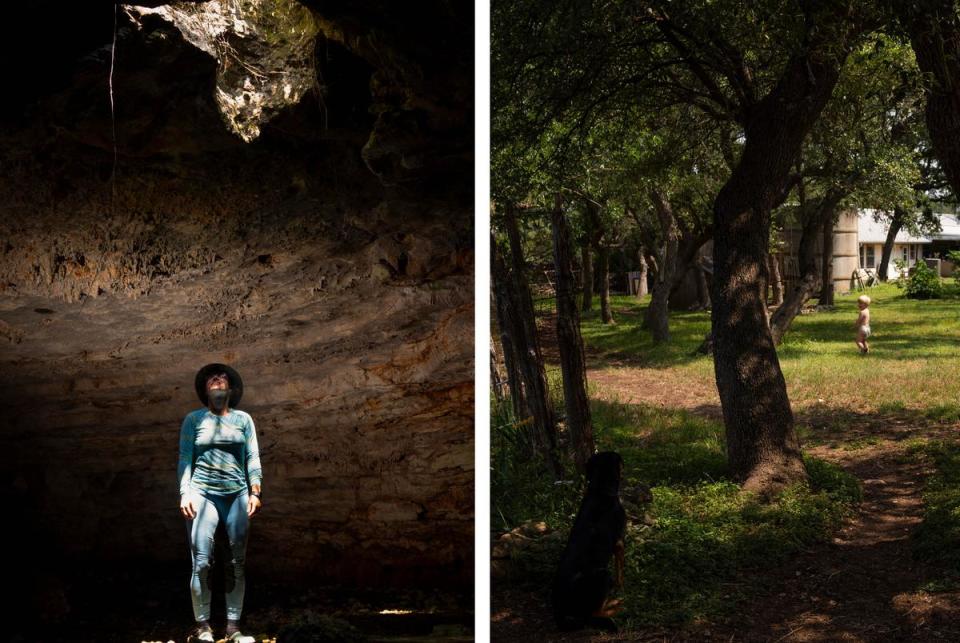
195;363;243;408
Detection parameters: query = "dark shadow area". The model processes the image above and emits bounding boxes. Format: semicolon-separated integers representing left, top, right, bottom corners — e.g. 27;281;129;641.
717;444;960;642
16;553;472;642
0;1;474;640
796;404;960;448
492;395;960;641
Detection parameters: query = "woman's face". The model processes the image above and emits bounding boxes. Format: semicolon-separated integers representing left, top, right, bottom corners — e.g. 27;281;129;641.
206;374;230;409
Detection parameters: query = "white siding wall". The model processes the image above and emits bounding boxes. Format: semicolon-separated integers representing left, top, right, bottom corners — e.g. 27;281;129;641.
858;242;927;277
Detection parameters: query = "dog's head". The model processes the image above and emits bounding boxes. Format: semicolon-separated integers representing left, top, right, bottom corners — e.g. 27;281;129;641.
586;451;623;497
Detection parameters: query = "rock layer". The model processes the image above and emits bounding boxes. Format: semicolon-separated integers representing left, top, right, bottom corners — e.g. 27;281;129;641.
0;2;473;590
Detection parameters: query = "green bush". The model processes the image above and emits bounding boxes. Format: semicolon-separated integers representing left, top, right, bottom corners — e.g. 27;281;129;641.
948;250;960;285
904;260;943;299
892;258;909;288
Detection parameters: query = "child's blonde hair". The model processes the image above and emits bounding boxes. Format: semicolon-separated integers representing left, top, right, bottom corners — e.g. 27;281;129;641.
858;294;871;305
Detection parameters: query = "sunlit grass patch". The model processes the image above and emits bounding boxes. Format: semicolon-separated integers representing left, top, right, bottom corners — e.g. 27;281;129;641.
841;436;882;451
573;284;960;413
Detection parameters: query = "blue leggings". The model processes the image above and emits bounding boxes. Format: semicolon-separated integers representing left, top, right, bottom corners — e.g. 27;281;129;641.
184;489;250;622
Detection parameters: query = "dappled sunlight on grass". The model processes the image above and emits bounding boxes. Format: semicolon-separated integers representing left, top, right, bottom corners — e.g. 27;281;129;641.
497;282;960;629
593;398;729;486
492;392;861;626
912;440;960;589
579;297;713;368
573;284;960;414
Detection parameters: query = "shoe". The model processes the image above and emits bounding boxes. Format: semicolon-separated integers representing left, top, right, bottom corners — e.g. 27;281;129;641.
186;622;215;643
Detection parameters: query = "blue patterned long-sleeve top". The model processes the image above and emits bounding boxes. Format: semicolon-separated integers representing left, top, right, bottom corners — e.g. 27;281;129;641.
178;408;263;497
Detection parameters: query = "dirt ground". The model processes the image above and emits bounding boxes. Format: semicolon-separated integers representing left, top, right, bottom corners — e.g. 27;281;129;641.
492;314;960;642
23;558;472;643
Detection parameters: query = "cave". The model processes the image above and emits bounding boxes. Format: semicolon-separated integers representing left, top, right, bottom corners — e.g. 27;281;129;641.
0;1;474;640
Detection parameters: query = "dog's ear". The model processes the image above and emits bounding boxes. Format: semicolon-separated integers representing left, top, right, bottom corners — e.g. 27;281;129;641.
585;453;599;482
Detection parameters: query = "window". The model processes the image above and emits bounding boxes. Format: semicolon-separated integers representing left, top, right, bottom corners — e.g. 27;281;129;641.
902;246;909;261
860;245;865;268
866;245;875;268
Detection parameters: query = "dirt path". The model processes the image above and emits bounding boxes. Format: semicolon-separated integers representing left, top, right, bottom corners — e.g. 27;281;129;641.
727;443;950;641
588;366;960;642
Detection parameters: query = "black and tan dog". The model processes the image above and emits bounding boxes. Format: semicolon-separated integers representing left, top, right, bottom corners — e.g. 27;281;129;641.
551;451;627;632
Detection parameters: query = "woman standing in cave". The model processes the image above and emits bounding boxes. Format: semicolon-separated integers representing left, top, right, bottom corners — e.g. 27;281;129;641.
178;363;263;643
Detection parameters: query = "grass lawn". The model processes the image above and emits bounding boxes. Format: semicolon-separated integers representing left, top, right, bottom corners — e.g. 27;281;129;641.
492;279;960;629
577;282;960;414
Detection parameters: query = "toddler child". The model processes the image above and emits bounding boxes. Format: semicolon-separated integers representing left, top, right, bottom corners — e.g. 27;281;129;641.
855;294;871;354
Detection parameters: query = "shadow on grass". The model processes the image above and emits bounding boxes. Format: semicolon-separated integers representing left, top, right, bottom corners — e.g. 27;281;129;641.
546;286;960;370
492;397;862;630
913;440;960;588
718;443;960;642
492;397;960;640
795;402;960;450
577;306;713;370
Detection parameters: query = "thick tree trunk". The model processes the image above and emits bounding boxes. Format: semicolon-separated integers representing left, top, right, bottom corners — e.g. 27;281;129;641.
710;38;849;494
820;215;836;305
769;254;784;306
636;246;649;297
694;260;711;310
903;2;960;198
499;209;563;478
580;243;593;312
644;190;678;343
877;207;906;281
551;196;595;472
667;235;710;305
504;207;547;383
598;244;614;324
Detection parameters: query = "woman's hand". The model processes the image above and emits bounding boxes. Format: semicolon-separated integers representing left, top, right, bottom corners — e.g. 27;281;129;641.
180;494;197;519
247;494;262;518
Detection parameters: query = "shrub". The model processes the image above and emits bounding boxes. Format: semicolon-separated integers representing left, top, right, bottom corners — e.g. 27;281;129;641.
892;258;908;288
948;250;960;285
904;260;943;299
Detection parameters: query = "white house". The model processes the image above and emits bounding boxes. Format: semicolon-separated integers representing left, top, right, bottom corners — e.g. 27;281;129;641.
856;208;930;278
671;207;959;302
778;207;959;297
857;208;960;278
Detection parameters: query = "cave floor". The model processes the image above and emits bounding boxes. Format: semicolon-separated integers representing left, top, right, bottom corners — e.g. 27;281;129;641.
26;559;473;643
